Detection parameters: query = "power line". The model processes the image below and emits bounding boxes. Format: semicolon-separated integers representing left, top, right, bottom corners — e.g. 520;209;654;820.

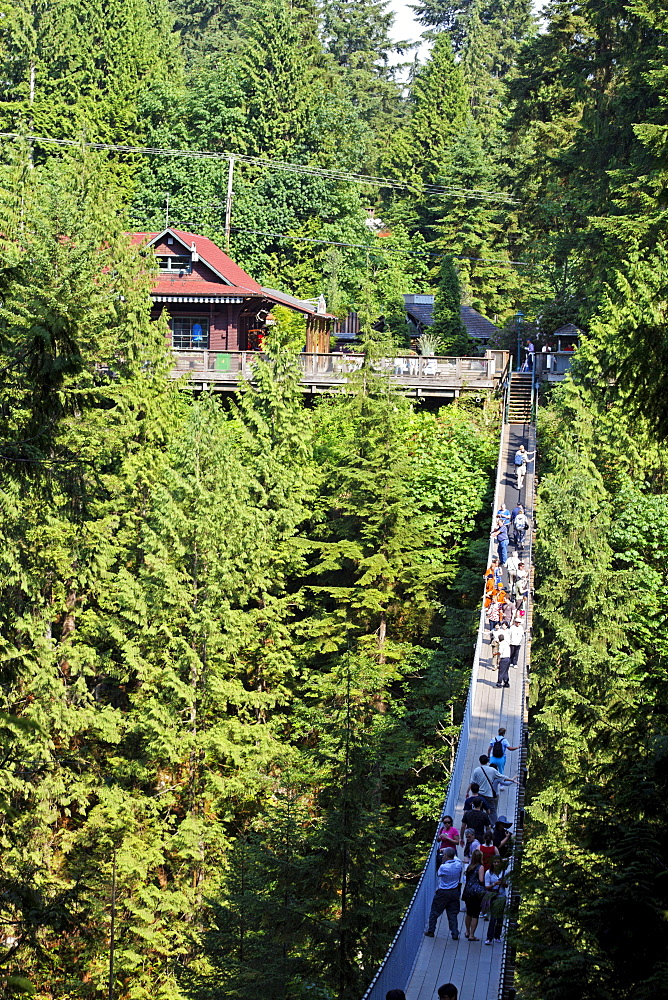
229;225;534;266
0;131;518;205
128;196;535;265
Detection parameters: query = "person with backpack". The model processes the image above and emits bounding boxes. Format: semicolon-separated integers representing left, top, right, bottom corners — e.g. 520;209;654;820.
487;727;518;776
513;445;533;489
513;508;530;551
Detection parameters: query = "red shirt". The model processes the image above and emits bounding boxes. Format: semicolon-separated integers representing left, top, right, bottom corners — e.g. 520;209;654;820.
480;844;497;870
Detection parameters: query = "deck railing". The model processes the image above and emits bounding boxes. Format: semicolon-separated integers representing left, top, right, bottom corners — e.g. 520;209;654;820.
171;350;502;383
532;351;574;379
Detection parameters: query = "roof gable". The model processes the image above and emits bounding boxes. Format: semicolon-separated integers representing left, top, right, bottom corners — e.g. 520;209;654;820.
127;229;262;294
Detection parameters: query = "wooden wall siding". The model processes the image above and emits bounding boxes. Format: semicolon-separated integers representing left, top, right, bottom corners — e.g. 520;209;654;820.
305;316;330;354
153;303;243;352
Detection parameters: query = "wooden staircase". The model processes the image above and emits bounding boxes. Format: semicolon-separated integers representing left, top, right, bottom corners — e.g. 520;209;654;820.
507;372;533;423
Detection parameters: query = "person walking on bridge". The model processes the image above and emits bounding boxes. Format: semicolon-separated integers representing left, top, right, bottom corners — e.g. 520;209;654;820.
509;619;525;667
468;756;499;823
496;502;511;527
496;622;511;689
492;518;509;566
506;550;519;593
425;847;463;939
461;798;491;843
488;727;518;776
513;506;530;552
513;445;533;490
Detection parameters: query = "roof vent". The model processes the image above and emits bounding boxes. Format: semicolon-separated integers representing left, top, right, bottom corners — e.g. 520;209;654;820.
190;241;199;262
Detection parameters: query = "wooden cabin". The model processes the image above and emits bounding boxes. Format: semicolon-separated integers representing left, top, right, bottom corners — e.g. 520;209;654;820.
127;228;334;353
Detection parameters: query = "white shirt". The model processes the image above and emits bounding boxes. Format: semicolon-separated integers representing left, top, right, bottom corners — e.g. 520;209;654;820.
485;869;507;896
506;554;519;575
437;857;463;890
498;632;511;658
508;623;524;645
471;765;496;798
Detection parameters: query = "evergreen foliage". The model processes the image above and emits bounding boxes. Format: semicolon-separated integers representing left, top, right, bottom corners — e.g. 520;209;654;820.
0;149;500;997
320;0;406;157
518;376;668;999
384;32;469;190
430;255;469;353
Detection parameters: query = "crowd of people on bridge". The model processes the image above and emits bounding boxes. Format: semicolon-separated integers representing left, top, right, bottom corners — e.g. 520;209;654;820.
486;491;531;688
386;442;531;1000
423;731;518;952
421;446;529;960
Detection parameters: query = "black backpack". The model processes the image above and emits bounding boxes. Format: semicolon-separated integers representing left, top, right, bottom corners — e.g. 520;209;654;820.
491;737;505;758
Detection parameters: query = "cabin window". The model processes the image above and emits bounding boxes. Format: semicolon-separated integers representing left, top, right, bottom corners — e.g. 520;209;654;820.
157;255;192;273
172;317;210;350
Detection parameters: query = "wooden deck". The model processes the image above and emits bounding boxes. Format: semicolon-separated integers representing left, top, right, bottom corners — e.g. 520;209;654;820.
169;350;509;398
405;423;534;1000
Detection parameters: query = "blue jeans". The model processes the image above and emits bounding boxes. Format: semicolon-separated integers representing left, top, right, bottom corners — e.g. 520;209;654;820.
497;539;508;565
491;755;506;775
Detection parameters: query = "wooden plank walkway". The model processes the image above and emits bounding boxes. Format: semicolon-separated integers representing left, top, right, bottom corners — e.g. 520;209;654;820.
405;422;534;1000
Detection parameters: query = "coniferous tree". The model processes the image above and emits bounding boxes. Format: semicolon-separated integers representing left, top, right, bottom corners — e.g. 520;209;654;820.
430;255;469;353
320;0;405;158
0;0;179;149
383;31;469;190
427;121;523;319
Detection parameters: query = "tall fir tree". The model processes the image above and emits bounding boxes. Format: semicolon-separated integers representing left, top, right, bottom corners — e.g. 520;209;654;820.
430;255;469;353
319;0;405;162
383;31;469;190
0;0;179;150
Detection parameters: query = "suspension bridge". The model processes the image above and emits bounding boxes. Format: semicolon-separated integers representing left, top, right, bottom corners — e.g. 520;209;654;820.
361;371;536;1000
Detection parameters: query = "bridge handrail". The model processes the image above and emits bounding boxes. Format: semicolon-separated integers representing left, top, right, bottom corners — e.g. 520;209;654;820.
360;414;509;1000
496;422;535;1000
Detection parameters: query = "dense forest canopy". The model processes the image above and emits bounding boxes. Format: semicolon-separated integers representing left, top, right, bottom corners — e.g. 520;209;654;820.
1;0;668;998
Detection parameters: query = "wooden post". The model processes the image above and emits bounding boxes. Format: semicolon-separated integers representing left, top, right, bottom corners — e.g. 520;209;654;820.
225;157;235;249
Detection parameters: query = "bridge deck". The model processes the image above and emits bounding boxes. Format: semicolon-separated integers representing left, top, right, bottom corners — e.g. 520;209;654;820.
404;423;534;1000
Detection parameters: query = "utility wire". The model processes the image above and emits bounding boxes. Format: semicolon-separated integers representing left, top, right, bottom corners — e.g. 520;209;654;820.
0;131;519;205
229;225;534;265
129;197;535;265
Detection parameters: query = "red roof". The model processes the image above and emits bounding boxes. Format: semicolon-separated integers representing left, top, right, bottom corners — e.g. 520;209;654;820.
127;229;263;296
